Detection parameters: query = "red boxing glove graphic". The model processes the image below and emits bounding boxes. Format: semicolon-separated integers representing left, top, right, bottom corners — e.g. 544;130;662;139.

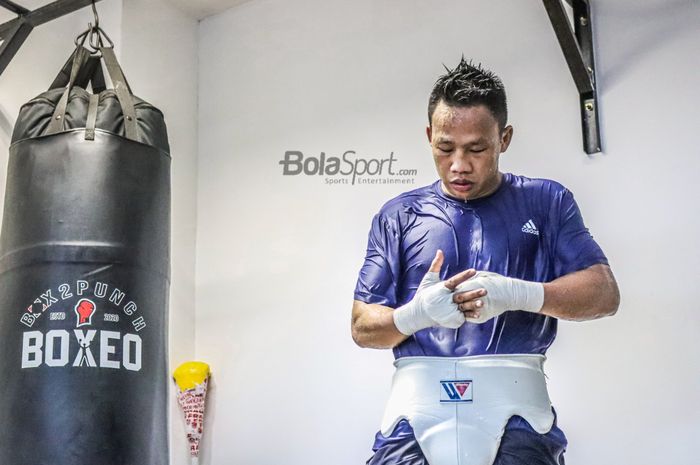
75;299;96;327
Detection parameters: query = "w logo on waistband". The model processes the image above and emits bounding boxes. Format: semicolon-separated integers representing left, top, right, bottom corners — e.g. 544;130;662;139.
440;380;473;403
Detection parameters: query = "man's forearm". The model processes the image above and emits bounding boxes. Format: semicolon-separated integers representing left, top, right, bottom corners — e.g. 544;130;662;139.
351;300;409;349
540;264;620;321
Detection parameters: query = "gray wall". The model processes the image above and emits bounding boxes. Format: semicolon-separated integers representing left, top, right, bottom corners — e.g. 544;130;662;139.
195;0;700;464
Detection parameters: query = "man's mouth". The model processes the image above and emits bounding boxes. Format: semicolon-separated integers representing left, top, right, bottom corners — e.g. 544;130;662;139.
450;179;474;192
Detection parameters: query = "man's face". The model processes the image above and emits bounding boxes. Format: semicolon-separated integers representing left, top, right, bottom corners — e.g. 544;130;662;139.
427;101;513;201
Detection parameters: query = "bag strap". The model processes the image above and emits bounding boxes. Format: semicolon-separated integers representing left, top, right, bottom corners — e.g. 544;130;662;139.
100;46;137;141
46;45;137;142
50;51;107;93
46;45;91;135
88;56;107;94
100;46;132;93
85;94;99;141
49;47;95;90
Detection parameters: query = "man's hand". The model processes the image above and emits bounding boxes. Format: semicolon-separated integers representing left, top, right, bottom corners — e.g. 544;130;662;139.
452;271;544;324
351;251;479;348
392;250;477;335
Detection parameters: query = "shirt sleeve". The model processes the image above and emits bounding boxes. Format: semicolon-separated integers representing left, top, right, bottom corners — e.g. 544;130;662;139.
353;212;402;307
550;188;608;278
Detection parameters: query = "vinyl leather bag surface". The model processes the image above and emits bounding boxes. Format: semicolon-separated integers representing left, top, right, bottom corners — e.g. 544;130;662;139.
0;44;170;465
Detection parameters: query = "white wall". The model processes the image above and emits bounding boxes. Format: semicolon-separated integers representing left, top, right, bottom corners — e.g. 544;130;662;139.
0;2;199;464
196;1;700;464
119;2;199;464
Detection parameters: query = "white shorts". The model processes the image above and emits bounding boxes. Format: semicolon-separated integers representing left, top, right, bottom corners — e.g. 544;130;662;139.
380;354;555;465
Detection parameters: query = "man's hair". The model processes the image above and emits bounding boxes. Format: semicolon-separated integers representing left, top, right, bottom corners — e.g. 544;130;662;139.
428;57;508;130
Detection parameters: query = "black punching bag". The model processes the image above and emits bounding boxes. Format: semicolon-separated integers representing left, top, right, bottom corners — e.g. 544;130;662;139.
0;44;170;464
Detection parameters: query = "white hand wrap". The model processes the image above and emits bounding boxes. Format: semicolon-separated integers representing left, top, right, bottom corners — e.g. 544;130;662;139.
393;271;465;336
455;271;544;324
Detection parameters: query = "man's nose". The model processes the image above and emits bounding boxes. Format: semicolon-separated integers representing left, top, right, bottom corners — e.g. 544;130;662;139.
450;153;473;173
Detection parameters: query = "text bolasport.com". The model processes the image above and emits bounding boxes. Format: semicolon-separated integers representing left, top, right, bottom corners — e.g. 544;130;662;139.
279;150;418;186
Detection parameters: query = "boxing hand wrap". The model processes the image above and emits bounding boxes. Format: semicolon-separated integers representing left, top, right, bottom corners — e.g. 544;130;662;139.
393;271;465;336
455;271;544;324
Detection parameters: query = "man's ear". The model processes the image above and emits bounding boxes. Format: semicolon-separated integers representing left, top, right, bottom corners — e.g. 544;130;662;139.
500;125;513;152
426;125;432;144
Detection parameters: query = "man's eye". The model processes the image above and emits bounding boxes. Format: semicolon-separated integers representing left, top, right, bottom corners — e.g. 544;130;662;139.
471;147;486;153
438;146;453;153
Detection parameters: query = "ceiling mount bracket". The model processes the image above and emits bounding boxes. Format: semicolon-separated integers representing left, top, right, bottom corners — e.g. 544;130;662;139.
542;0;601;154
0;0;104;77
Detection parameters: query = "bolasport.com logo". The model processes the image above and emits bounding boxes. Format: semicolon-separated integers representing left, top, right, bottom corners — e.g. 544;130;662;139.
279;150;418;186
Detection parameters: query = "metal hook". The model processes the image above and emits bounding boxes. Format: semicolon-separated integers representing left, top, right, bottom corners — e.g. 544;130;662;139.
75;28;89;47
90;0;99;30
90;25;114;50
74;0;113;53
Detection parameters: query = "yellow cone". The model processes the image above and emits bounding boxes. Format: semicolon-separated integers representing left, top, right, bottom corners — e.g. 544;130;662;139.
173;361;210;391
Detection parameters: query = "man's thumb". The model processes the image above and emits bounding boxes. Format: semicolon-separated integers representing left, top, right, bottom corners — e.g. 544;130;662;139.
428;250;444;273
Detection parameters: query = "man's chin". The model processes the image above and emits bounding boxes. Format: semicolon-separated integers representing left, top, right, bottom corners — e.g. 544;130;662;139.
441;183;476;201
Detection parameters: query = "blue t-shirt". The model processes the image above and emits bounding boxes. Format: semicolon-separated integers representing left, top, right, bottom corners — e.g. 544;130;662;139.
354;173;608;358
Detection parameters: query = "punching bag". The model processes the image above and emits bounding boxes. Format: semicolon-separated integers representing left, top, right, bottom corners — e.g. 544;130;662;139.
0;43;170;465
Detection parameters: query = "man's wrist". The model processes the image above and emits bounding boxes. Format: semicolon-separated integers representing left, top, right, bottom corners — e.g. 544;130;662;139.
393;300;434;336
511;278;544;313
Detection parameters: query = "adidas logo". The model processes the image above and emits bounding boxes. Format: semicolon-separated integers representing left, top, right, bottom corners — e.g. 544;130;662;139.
522;219;539;236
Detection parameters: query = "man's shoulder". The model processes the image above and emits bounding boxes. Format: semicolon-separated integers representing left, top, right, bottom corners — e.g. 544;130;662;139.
507;173;568;192
376;182;438;217
506;173;570;199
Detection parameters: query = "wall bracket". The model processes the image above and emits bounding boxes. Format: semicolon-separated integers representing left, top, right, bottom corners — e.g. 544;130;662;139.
0;0;103;77
542;0;601;154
